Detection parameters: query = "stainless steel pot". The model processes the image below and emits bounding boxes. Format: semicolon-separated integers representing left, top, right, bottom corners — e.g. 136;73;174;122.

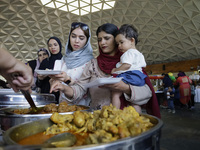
0;105;90;131
3;114;163;150
0;92;56;131
0;92;56;109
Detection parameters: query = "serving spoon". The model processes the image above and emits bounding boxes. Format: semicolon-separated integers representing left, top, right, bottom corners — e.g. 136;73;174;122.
43;132;77;148
20;90;39;113
11;73;40;113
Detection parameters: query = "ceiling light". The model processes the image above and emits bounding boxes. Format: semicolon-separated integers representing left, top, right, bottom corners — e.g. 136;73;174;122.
40;0;116;16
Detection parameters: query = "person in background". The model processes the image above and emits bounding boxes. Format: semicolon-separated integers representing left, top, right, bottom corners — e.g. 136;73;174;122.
167;86;175;113
50;23;160;118
161;73;173;108
27;48;50;90
0;48;33;92
174;71;192;107
111;24;147;113
49;22;93;105
174;82;181;107
188;80;195;110
37;37;63;102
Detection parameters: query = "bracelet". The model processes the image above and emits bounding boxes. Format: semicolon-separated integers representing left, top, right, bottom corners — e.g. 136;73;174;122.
65;80;71;85
65;76;71;85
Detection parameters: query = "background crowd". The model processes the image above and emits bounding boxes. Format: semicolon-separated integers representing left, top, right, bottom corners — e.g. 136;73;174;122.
160;71;195;113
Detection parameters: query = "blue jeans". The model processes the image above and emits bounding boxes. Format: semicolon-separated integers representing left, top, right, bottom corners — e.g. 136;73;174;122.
167;99;175;110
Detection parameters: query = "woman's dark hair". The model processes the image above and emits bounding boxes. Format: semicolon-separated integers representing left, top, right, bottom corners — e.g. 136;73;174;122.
96;23;118;37
117;24;139;45
70;22;90;39
178;71;186;77
47;36;62;53
68;22;90;50
165;74;169;78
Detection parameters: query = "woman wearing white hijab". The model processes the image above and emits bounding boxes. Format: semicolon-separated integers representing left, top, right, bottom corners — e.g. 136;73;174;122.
50;22;93;105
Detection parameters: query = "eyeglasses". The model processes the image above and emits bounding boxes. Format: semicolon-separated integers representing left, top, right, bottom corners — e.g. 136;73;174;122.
38;53;48;57
71;22;89;31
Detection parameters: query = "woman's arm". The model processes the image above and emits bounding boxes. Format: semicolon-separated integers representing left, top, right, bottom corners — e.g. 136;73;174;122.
100;80;131;95
100;81;152;105
128;84;152;105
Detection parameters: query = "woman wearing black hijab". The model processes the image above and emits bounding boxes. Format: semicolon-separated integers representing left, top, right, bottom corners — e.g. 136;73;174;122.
36;36;63;102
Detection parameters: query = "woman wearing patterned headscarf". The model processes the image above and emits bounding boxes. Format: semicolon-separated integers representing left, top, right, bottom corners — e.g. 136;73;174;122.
37;36;63;102
28;48;50;90
49;22;93;105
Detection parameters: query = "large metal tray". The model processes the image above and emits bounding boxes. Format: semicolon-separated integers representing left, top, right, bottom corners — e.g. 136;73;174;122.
3;114;163;150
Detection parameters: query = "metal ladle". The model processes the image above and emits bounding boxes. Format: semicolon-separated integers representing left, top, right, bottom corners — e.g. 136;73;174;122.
43;132;77;148
20;90;38;113
11;73;38;112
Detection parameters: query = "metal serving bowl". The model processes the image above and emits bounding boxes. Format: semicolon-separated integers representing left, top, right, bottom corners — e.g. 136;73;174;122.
0;105;90;131
0;92;56;131
3;114;163;150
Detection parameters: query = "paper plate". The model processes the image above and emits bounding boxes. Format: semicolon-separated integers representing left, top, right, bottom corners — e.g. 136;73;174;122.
83;77;122;88
35;70;61;75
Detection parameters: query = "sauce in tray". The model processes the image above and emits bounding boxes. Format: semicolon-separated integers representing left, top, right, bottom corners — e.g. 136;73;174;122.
18;132;53;145
18;131;89;146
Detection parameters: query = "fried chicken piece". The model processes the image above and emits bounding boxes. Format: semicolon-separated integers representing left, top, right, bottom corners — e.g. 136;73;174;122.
68;105;77;112
87;129;114;144
45;124;62;135
108;125;118;134
100;104;116;118
50;112;74;124
43;103;58;113
128;123;142;136
73;111;85;128
57;101;69;113
118;124;131;138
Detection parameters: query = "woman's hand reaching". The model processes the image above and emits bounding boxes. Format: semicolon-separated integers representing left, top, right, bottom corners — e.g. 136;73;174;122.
49;78;74;99
49;79;64;93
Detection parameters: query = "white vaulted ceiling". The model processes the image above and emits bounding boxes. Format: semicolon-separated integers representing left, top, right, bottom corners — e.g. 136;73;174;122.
0;0;200;65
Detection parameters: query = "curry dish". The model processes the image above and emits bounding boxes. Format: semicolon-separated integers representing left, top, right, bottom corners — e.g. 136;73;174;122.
47;105;154;146
18;105;154;147
12;101;88;114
